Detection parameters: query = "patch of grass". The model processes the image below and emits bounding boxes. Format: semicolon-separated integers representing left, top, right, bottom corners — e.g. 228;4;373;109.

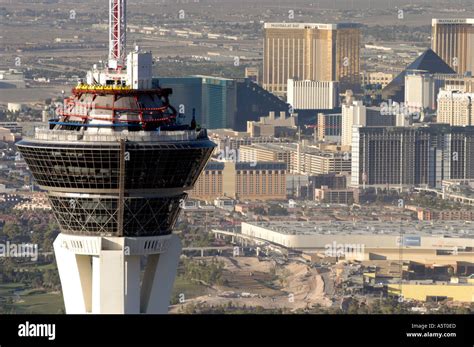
0;283;63;314
172;276;209;300
0;283;25;296
13;292;63;314
34;263;56;271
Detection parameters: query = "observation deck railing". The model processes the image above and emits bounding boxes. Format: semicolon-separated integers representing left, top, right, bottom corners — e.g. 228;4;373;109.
33;127;209;143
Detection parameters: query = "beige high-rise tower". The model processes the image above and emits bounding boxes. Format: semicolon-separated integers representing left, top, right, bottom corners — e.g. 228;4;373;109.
432;19;474;75
263;23;360;97
437;89;474;126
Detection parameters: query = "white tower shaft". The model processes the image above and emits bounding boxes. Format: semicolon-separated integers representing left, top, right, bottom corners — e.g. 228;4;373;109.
109;0;127;70
54;234;182;314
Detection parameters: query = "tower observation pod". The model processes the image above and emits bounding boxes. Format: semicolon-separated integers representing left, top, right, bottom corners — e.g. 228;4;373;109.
16;0;215;314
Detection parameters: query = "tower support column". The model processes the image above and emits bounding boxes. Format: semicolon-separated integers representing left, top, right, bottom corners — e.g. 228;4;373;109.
54;233;182;314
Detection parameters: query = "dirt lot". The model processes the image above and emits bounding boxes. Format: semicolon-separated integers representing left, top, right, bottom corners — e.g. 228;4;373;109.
170;256;333;313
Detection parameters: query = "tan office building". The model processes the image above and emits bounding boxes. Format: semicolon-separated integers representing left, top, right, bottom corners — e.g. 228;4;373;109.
316;113;342;142
314;186;358;204
293;149;351;175
263;22;360;96
190;161;287;201
437;89;474;126
360;71;395;88
246;111;298;137
443;74;474;92
432;19;474;74
239;143;293;170
239;142;351;176
245;67;259;83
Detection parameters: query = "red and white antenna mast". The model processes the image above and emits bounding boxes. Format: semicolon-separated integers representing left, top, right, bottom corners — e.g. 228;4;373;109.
108;0;126;70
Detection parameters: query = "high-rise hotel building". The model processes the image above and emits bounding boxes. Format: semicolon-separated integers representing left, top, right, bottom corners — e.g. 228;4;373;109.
437;89;474;126
351;124;474;189
432;19;474;75
263;23;361;97
287;79;339;110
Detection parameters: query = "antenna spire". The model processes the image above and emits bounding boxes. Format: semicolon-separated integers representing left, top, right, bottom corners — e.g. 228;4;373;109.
109;0;127;70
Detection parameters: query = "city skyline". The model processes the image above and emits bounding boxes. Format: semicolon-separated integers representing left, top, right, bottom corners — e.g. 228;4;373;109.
0;2;473;345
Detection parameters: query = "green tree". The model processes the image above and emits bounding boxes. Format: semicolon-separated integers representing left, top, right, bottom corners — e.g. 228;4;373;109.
3;223;21;242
